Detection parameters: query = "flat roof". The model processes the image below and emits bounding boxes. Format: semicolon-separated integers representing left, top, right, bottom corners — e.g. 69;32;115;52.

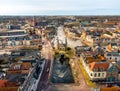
0;34;28;38
0;30;26;33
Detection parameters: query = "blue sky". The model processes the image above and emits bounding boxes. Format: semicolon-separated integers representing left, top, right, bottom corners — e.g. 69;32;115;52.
0;0;120;15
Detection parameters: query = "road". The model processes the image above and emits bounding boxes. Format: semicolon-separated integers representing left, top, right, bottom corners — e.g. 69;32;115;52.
74;57;90;91
36;37;53;91
52;26;83;48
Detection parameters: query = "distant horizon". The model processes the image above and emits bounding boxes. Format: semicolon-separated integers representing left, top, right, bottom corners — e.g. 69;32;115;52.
0;0;120;15
0;15;120;17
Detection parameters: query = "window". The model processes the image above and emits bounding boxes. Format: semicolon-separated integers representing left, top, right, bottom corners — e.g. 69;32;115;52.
98;73;100;77
94;73;97;77
100;68;104;71
91;73;92;76
94;68;98;72
115;57;117;61
110;57;111;59
102;73;104;77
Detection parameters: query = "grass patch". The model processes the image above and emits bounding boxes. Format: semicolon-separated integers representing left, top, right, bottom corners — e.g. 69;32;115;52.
54;47;75;59
69;59;80;85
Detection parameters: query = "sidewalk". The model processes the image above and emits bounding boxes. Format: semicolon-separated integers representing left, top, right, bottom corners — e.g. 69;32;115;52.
28;60;45;91
78;59;97;88
70;57;90;91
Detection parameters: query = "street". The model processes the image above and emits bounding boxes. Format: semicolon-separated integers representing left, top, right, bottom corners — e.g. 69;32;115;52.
74;57;90;91
36;37;53;91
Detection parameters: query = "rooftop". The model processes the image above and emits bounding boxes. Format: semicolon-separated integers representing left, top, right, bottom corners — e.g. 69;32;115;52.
0;80;8;87
89;62;109;71
101;86;120;91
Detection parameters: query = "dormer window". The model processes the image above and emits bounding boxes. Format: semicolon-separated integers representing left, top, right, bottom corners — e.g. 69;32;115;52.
14;64;21;70
94;68;98;72
115;57;117;61
102;73;104;77
100;68;104;71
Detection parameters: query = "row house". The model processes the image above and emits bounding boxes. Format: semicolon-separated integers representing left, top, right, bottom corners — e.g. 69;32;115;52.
105;52;120;62
75;46;91;57
107;63;119;82
80;52;109;81
89;29;103;37
100;86;120;91
107;43;120;52
7;25;21;30
93;37;119;45
0;80;18;91
89;62;109;81
0;30;42;47
80;51;120;82
8;62;32;74
6;62;32;86
0;30;26;36
115;61;120;81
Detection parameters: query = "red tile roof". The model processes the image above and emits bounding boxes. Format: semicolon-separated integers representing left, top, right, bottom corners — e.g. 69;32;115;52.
21;70;30;74
9;62;32;70
5;82;19;87
85;56;104;64
0;87;18;91
0;80;8;87
101;86;120;91
21;62;32;70
89;62;109;71
8;62;31;74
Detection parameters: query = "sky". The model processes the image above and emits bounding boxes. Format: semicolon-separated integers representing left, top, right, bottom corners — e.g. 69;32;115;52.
0;0;120;15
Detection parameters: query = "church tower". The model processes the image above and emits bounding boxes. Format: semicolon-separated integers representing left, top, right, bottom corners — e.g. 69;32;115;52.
32;16;35;27
57;37;59;49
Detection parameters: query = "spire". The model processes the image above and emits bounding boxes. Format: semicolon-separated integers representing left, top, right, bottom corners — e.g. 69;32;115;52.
32;16;35;27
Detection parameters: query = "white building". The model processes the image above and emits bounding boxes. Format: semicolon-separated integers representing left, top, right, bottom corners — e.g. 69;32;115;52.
105;52;120;62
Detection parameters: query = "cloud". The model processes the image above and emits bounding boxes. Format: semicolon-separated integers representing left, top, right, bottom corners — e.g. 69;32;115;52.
0;0;120;15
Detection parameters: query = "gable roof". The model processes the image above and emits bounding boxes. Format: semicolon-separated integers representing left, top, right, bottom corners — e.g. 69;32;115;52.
89;62;109;71
107;52;120;56
0;80;8;87
0;87;18;91
85;56;105;64
107;63;118;72
21;62;32;70
6;74;25;83
114;62;120;72
10;62;32;70
101;86;120;91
